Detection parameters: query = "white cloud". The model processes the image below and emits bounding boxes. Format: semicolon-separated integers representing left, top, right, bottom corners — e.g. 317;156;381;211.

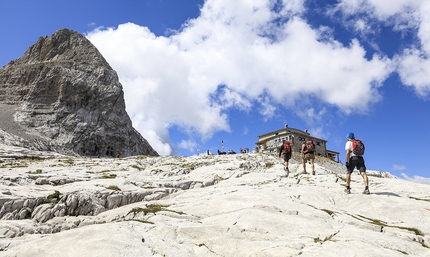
393;164;406;171
214;87;252;111
401;173;430;185
86;0;393;155
397;2;430;97
308;127;327;140
258;96;276;120
242;126;249;136
178;139;198;153
332;0;422;22
397;49;430;97
296;108;327;126
332;0;430;97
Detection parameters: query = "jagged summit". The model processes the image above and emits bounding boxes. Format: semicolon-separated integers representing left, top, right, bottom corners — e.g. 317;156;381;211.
6;28;110;67
0;28;158;157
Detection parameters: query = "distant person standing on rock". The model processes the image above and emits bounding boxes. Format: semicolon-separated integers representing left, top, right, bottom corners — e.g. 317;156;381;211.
301;139;316;175
278;140;292;176
344;132;369;194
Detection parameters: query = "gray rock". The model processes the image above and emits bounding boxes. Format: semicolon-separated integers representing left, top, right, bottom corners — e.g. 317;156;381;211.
35;177;49;185
0;29;158;157
31;204;53;223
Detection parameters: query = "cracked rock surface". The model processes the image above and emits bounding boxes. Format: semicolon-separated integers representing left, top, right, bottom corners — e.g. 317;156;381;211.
0;147;429;257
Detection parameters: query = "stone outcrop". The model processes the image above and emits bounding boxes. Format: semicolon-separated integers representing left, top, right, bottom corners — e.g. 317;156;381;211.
0;29;158;157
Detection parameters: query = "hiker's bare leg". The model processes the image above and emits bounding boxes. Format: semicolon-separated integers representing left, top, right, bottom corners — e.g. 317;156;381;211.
361;172;369;187
345;172;351;187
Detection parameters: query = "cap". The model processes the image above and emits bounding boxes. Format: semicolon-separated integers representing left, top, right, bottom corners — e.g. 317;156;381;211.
346;132;355;139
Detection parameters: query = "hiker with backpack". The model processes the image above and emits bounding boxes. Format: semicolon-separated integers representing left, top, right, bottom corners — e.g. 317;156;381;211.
278;140;292;176
301;139;316;175
345;132;369;194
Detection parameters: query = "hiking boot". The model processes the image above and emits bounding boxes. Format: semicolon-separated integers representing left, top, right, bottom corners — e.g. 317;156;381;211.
312;171;315;175
302;171;308;174
363;189;370;195
344;188;351;194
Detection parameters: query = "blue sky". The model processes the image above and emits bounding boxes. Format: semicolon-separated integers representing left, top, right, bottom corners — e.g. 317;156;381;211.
1;0;430;183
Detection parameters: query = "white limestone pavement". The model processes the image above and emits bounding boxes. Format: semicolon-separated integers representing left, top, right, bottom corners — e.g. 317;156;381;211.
0;153;429;257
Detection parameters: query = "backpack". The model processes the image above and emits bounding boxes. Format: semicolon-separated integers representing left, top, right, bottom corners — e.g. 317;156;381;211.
283;141;291;154
351;139;365;156
303;140;315;154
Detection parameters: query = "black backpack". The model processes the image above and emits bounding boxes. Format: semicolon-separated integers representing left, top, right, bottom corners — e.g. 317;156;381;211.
351;139;365;156
303;140;315;154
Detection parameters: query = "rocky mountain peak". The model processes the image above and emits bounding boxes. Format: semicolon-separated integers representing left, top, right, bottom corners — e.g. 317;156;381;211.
0;28;158;157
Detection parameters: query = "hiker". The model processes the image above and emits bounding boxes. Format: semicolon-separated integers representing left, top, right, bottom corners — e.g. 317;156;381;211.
345;132;369;194
218;149;226;155
301;139;316;175
278;140;292;174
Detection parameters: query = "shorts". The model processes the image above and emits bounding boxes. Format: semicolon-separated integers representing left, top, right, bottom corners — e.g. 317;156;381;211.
303;153;315;162
347;156;366;173
281;153;291;162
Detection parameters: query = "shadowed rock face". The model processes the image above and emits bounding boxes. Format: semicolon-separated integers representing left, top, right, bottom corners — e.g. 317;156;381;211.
0;29;158;157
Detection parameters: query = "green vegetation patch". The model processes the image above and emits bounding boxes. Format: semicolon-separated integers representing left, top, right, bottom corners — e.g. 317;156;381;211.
15;156;47;162
107;185;121;191
409;196;430;202
151;169;164;174
128;204;185;217
180;163;196;170
265;162;274;168
321;209;335;216
27;169;43;174
337;175;346;182
98;170;112;173
1;161;29;168
314;236;332;244
101;174;117;179
307;204;335;217
395;249;408;255
129;204;165;216
59;158;74;165
44;190;62;204
356;215;387;227
131;165;142;171
355;214;426;244
313;232;339;244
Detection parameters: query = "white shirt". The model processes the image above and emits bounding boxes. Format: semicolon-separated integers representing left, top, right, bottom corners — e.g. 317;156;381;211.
345;141;357;157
